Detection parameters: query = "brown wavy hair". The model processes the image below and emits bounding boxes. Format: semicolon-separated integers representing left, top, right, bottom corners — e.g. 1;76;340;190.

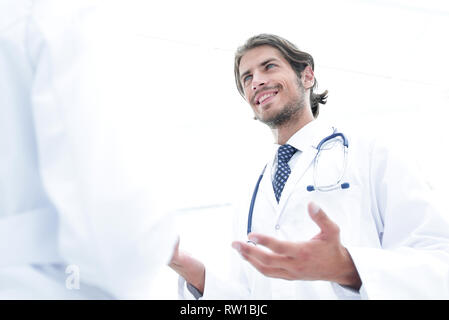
234;34;328;118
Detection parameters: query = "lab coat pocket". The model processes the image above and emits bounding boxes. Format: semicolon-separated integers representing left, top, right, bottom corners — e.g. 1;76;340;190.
308;184;364;246
282;170;364;246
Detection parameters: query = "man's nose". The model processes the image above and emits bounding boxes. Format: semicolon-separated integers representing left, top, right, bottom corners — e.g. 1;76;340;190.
252;81;265;91
251;73;267;91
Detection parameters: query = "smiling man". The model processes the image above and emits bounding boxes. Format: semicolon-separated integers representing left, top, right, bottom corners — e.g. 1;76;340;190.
236;41;323;145
239;47;308;129
170;34;449;300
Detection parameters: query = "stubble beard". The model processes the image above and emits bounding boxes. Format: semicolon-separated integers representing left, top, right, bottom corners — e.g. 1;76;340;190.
257;85;306;129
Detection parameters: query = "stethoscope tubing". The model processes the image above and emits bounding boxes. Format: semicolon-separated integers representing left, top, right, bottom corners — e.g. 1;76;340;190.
247;165;267;235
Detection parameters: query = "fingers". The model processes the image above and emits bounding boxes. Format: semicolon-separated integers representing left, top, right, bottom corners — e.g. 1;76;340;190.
232;241;292;280
307;202;340;238
247;233;297;256
232;241;291;267
241;252;292;280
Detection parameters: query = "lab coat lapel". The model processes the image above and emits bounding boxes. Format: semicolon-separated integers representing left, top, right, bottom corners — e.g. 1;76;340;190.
277;146;318;214
259;159;278;211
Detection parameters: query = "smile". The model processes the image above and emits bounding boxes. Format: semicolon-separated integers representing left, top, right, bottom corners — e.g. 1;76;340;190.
255;91;278;105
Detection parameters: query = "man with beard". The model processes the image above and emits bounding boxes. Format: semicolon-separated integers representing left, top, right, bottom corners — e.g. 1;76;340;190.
170;34;449;299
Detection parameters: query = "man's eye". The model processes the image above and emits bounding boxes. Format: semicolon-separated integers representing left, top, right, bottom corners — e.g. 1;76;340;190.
243;75;252;83
266;63;276;70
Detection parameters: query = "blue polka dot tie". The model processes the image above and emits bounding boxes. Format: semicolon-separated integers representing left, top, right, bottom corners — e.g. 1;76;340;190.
273;144;297;203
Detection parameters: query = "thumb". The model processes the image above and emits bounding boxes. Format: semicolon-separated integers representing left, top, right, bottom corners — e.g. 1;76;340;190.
308;202;339;239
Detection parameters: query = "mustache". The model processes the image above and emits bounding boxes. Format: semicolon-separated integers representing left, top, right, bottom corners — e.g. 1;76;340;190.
251;85;281;104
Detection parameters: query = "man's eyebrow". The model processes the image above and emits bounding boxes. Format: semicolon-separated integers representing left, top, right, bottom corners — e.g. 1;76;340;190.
240;58;280;81
260;58;278;67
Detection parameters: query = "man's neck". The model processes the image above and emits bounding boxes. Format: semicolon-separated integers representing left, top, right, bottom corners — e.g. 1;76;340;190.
271;109;315;145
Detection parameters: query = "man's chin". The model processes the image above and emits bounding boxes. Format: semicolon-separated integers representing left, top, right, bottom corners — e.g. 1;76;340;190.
256;107;278;124
259;107;302;129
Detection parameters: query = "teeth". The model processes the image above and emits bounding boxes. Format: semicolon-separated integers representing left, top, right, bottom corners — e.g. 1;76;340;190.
258;92;276;104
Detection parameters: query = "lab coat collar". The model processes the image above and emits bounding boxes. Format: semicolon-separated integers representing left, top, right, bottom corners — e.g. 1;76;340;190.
268;118;334;160
284;118;333;152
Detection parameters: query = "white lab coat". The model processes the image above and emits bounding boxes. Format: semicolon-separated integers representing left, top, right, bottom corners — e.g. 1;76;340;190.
0;0;177;299
180;119;449;299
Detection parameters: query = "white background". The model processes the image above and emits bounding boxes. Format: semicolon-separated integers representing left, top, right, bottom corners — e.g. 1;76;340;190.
90;0;449;298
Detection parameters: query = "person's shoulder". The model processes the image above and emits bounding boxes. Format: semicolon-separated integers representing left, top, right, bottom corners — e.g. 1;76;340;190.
330;119;418;171
332;119;401;150
338;120;427;174
325;119;379;151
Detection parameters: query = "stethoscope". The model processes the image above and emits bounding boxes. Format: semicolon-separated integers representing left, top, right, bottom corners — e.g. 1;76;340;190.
247;130;350;235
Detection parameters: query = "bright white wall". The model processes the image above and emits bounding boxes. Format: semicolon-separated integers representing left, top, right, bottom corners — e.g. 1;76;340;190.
94;0;449;298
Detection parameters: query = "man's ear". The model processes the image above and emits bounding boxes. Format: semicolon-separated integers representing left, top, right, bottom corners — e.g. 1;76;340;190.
301;65;315;90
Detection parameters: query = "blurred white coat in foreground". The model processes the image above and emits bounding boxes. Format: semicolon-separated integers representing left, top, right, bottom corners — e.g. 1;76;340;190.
0;0;179;299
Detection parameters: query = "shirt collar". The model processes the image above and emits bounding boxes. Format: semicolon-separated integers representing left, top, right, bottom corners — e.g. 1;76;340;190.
272;118;335;154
